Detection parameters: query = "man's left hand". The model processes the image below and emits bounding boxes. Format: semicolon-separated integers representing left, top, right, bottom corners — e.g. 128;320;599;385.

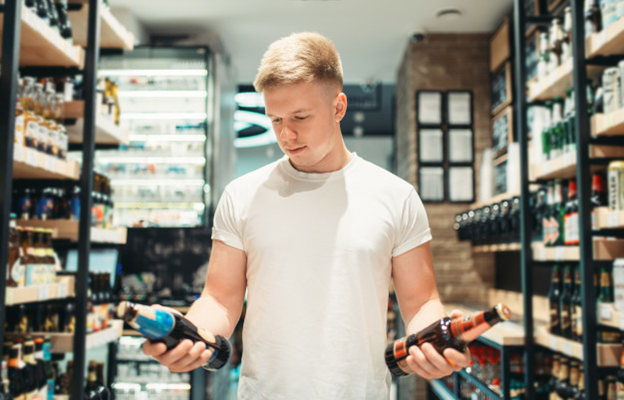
403;309;472;380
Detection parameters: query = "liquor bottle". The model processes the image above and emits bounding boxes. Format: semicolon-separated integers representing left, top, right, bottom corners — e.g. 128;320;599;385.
585;0;602;38
562;7;573;61
35;0;49;22
116;301;232;371
538;32;551;81
33;83;48;153
0;360;12;400
556;356;571;398
8;216;21;288
598;268;615;304
23;228;42;287
560;266;573;339
565;180;579;246
568;360;581;399
41;338;53;400
574;363;585;400
8;344;25;400
53;94;67;161
617;338;624;399
544;182;554;246
551;98;564;160
385;304;511;376
601;377;608;400
549;265;562;335
551;180;565;246
571;266;583;342
86;275;95;333
32;339;46;400
22;340;38;400
84;361;98;400
95;362;110;400
592;172;609;229
542;101;553;161
608;375;617;400
99;274;110;329
490;203;500;238
55;0;73;42
510;197;520;238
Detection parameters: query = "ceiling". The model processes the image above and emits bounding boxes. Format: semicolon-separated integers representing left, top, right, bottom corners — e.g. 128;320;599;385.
108;0;513;85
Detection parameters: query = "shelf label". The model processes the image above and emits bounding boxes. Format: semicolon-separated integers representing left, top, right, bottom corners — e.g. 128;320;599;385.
44;156;55;172
563;341;573;357
599;302;613;320
25;149;38;167
549;337;558;350
13;146;23;162
57;282;67;299
555;247;565;261
608;211;620;228
38;285;49;301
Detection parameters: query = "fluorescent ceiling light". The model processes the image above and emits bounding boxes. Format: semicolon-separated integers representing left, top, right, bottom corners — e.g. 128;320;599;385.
235;92;265;108
118;91;207;98
99;69;207;77
121;113;207;120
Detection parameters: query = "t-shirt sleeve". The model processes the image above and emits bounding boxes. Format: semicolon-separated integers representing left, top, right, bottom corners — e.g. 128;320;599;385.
211;188;245;251
392;188;432;257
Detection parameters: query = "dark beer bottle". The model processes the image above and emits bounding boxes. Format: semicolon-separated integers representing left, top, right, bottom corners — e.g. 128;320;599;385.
385;304;511;376
549;265;562;335
84;361;98;400
8;345;24;400
571;266;583;342
116;301;232;371
560;266;573;339
95;362;109;400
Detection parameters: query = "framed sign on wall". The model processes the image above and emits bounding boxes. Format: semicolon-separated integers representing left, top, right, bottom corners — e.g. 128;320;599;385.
491;62;513;117
491;106;514;158
416;91;443;126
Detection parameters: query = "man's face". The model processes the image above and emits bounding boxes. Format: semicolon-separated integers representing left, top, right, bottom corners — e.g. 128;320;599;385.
264;81;346;173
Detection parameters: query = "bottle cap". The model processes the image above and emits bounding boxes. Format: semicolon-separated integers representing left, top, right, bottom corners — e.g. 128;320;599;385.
495;303;512;321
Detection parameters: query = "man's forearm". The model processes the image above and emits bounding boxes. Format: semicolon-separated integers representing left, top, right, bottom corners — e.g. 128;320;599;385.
406;298;447;336
184;294;238;339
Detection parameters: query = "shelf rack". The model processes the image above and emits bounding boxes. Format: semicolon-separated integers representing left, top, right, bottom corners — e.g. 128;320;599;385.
17;220;127;244
64;100;129;145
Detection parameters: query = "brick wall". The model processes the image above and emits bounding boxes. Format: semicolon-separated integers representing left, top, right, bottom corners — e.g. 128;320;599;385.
395;34;496;399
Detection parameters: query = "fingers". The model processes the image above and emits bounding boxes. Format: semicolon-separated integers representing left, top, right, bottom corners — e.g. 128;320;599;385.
141;339;168;357
143;339;214;373
406;343;470;380
448;309;464;319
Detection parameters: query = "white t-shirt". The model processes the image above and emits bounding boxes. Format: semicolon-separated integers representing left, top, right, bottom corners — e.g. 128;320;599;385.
212;154;432;400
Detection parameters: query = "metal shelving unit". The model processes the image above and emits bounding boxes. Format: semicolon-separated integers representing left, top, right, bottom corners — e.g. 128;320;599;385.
0;1;132;399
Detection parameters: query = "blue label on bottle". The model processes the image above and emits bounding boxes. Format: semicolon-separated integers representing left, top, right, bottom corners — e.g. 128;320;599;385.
133;307;175;339
36;196;53;219
18;196;31;218
42;343;51;361
71;196;80;220
47;380;54;400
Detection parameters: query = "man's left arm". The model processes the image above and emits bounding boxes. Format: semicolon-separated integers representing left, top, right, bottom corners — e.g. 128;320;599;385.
391;241;471;379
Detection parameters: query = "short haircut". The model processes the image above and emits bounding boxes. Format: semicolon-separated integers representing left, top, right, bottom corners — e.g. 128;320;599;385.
253;32;343;93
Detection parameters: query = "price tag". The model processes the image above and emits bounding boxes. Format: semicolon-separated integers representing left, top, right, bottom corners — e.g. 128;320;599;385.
549;337;558;350
599;302;613;320
44;156;55;172
13;145;23;162
25;149;38;167
540;247;547;261
563;341;573;357
555;247;565;261
608;211;620;228
5;289;14;306
38;285;49;301
57;282;67;299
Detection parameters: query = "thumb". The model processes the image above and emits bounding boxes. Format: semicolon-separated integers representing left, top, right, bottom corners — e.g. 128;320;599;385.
449;309;464;320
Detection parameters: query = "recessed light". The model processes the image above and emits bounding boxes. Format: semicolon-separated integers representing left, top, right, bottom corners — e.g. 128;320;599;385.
436;7;462;21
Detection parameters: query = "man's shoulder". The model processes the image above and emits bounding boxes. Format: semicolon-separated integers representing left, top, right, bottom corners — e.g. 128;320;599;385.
355;156;413;193
225;158;283;193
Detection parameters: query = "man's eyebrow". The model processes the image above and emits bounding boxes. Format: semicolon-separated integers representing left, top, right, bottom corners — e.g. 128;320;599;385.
266;108;312;117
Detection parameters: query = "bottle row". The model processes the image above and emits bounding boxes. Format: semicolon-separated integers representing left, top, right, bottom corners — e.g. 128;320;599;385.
548;264;621;343
115;208;204;229
25;0;73;43
11;172;114;229
4;272;114;334
7;219;58;288
537;7;573;82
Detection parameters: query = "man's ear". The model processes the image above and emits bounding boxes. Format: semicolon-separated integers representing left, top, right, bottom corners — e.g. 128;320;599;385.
335;92;347;122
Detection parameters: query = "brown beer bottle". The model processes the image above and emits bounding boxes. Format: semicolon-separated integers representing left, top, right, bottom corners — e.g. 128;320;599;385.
385;304;511;376
7;216;21;288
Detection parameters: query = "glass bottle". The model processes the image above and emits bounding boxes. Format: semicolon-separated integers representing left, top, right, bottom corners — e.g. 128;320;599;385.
33;83;47;153
95;362;109;400
592;171;608;229
55;0;73;42
571;266;583;342
84;361;98;400
8;217;21;288
597;268;615;304
385;304;511;376
43;89;58;157
549;265;562;335
564;179;579;246
617;338;624;400
562;7;573;61
560;265;573;339
53;94;67;160
8;344;25;400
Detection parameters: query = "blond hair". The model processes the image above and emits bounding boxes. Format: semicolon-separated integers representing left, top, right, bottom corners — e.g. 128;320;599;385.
253;32;343;92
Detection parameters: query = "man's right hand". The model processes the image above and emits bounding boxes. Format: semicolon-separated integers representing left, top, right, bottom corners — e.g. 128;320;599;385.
140;305;214;373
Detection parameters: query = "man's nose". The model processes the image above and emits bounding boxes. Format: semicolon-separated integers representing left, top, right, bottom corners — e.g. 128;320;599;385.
279;121;297;140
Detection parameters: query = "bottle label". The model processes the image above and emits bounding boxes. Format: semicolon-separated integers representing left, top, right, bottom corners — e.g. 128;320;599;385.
550;301;560;331
25;264;43;286
560;303;571;331
550;214;560;245
46;380;54;400
129;306;175;339
11;259;25;287
15;114;24;145
575;305;583;338
543;216;552;245
26;120;39;148
38;125;48;152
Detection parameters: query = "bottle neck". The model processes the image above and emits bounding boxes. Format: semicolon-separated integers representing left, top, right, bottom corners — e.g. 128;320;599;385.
449;304;510;343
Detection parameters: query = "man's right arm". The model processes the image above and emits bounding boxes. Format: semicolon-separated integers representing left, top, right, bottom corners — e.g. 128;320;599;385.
142;239;247;372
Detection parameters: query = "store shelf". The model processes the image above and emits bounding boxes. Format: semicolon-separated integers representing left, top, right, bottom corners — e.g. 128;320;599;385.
532;241;624;261
594;207;624;230
591;110;624;137
530;146;622;181
17;220;127;244
64;101;129;145
0;3;84;67
472;242;522;253
5;276;75;306
528;59;603;101
114;202;204;210
586;16;624;58
13;145;80;180
534;325;619;366
457;370;502;400
429;380;458;400
68;0;134;50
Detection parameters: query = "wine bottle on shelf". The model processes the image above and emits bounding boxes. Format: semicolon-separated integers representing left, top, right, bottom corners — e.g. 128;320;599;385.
575;363;585;400
571;266;583;342
556;356;570;399
385;304;511;376
95;362;110;400
560;265;573;339
607;375;617;400
116;301;232;371
8;344;25;400
568;360;580;399
597;268;615;304
84;361;98;400
564;180;579;246
549;265;562;335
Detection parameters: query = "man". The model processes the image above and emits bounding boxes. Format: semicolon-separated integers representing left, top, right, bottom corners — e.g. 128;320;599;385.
142;32;471;399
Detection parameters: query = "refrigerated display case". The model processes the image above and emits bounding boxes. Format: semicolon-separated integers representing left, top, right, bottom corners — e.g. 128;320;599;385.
96;47;213;228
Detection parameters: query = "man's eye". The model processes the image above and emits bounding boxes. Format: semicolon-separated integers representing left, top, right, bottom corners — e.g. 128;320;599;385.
272;118;282;124
295;116;308;120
